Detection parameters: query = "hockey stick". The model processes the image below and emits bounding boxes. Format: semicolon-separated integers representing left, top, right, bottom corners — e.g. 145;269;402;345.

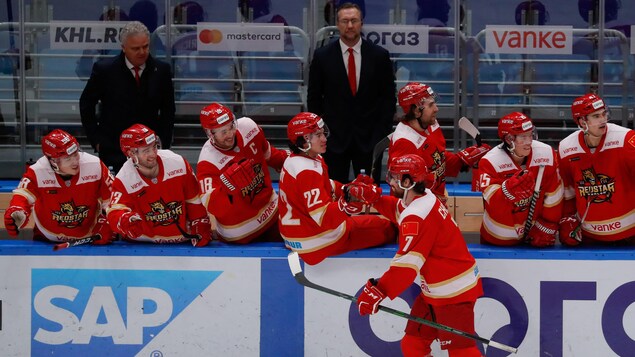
287;252;518;354
458;117;482;146
370;134;392;179
570;200;591;242
174;221;202;246
52;235;99;251
522;165;546;242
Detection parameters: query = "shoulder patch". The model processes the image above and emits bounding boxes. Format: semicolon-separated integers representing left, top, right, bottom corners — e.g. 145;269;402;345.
629;134;635;149
400;221;419;236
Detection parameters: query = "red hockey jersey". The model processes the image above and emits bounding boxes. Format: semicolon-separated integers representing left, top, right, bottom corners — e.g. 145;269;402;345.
388;121;464;201
9;153;113;242
478;142;563;245
197;117;287;243
558;123;635;241
108;150;207;243
278;154;350;261
373;192;483;306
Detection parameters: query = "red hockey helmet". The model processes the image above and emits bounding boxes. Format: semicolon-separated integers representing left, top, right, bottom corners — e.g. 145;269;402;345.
120;124;157;156
387;154;430;184
287;112;329;145
398;82;436;114
571;93;606;125
498;112;534;141
200;102;236;131
42;129;79;159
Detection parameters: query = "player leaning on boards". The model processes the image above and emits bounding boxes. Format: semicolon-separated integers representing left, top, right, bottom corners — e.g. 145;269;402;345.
4;129;115;244
390;82;491;205
477;112;563;247
348;154;484;357
558;94;635;246
107;124;211;246
196;103;288;244
278;112;396;265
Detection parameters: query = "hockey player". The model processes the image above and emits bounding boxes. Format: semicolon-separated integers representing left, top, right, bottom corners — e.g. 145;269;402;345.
196;103;288;244
278;112;396;265
390;82;491;203
3;129;115;244
107;124;211;246
558;94;635;245
352;154;483;357
478;112;563;246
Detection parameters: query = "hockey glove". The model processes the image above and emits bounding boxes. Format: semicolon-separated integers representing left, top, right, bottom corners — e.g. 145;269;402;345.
526;218;557;247
117;211;145;239
220;158;257;193
559;215;582;246
351;173;375;185
358;279;386;316
91;214;115;245
190;217;212;247
4;206;28;237
344;182;381;205
458;143;492;168
501;170;534;204
337;196;364;215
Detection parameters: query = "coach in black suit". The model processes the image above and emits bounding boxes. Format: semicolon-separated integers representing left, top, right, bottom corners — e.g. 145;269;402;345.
80;21;175;172
307;2;396;183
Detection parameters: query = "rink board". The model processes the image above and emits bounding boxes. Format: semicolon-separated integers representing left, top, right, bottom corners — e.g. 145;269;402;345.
0;241;634;356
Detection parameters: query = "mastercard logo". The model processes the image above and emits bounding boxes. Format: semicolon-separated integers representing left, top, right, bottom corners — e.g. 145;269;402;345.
199;29;223;44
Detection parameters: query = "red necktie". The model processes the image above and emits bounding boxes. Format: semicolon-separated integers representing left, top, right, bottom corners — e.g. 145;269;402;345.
133;66;140;86
347;48;356;96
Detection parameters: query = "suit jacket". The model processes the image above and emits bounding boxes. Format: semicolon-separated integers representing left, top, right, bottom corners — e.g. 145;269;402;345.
307;38;396;153
80;52;175;170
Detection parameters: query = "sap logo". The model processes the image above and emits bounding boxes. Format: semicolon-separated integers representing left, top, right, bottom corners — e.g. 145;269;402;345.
167;168;184;176
33;285;172;345
31;269;221;355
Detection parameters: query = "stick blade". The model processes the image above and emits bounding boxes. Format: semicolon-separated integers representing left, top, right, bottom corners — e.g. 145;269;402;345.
458;117;480;139
287;252;303;276
488;340;518;354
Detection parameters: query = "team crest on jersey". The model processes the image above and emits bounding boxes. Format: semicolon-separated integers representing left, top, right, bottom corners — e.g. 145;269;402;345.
577;167;615;203
145;199;184;226
240;163;266;202
430;150;446;183
52;201;90;228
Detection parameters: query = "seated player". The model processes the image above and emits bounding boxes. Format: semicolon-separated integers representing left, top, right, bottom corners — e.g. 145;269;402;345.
107;124;211;246
4;129;114;244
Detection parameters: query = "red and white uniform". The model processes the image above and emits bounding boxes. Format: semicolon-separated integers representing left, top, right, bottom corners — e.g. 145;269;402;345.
197;117;287;243
373;192;482;305
108;150;207;243
479;142;563;245
558;123;635;242
9;153;112;242
388;121;464;201
278;153;394;265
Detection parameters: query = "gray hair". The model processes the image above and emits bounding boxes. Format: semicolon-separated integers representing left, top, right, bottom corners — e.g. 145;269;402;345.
119;21;150;44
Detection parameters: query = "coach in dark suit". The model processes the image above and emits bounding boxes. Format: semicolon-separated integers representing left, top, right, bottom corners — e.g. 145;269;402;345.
307;2;396;183
80;21;175;172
